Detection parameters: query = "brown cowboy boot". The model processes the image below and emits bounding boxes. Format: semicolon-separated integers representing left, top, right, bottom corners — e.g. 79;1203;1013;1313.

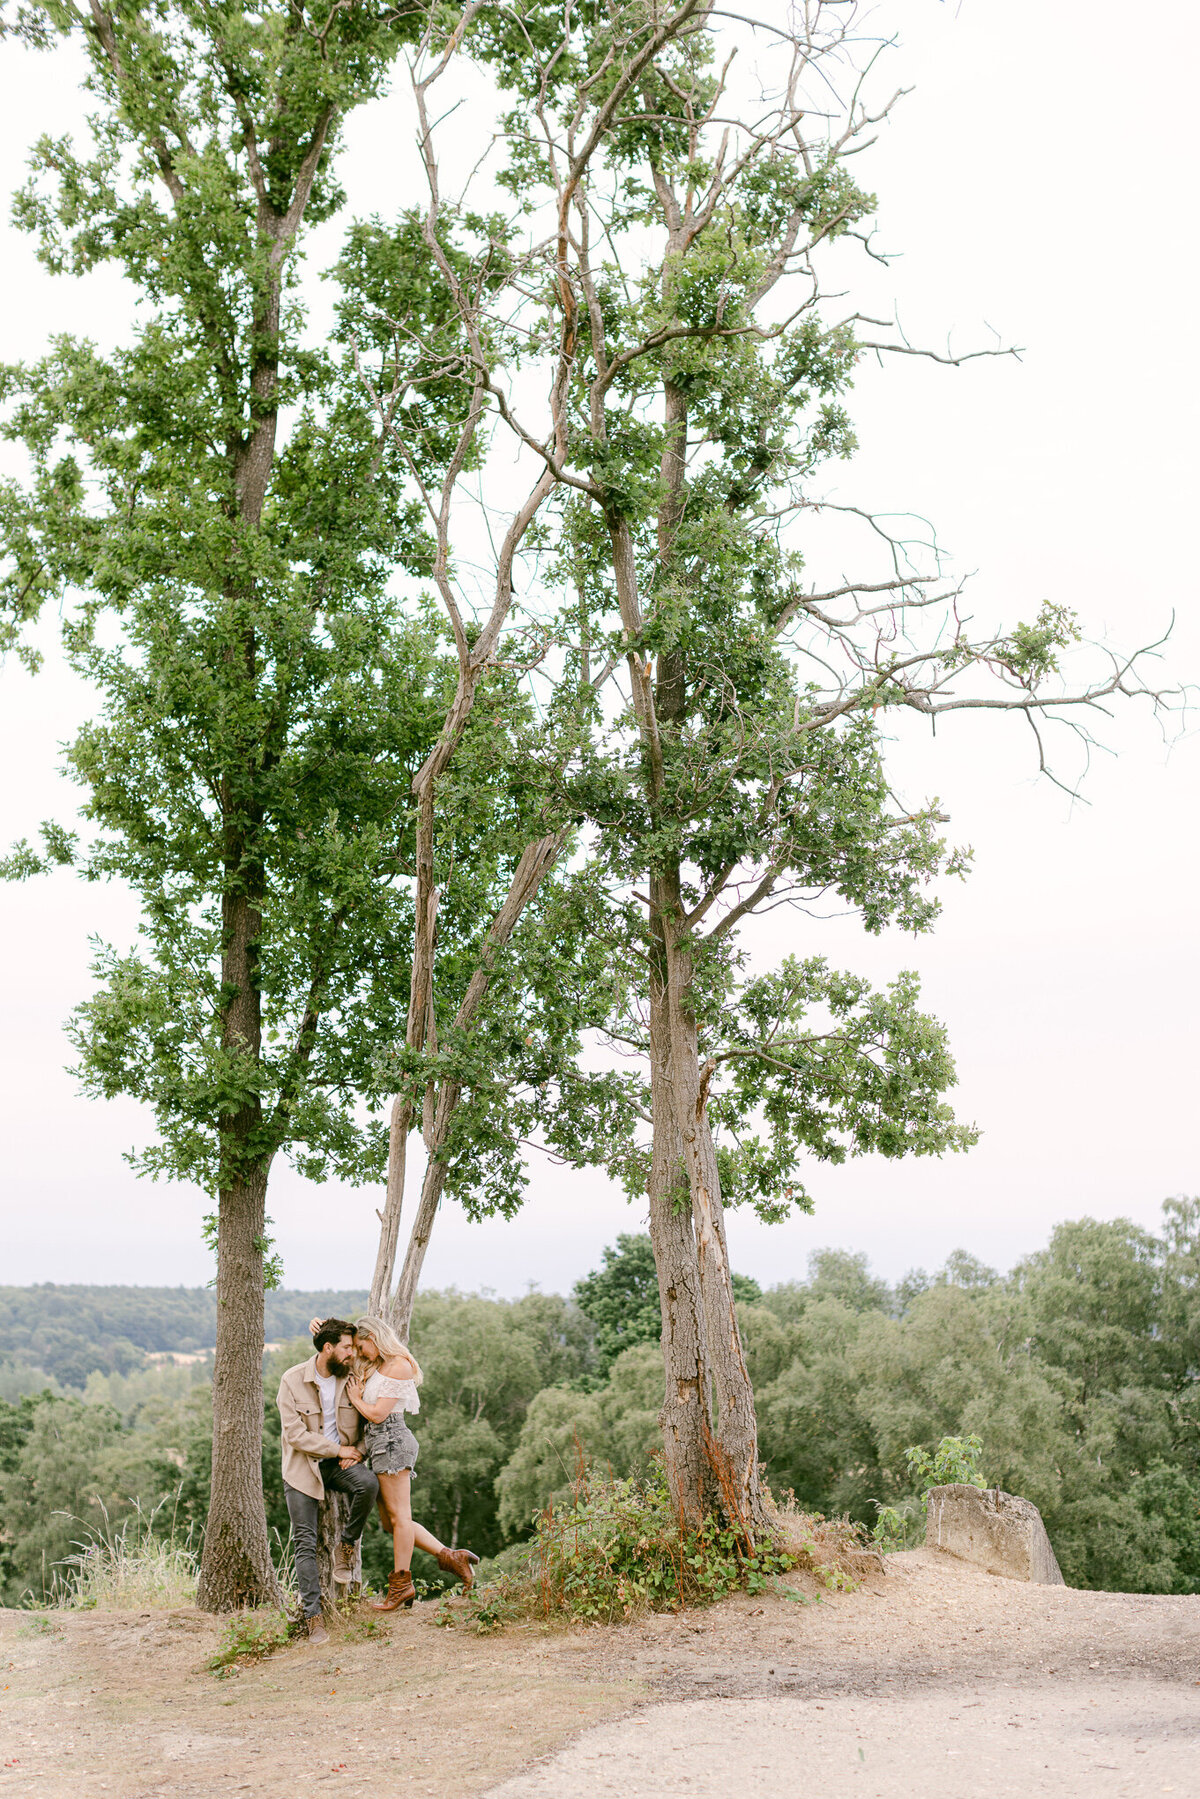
369;1569;416;1611
436;1546;480;1590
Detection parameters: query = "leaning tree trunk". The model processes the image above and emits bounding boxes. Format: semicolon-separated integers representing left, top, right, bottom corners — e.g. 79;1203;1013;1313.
369;787;439;1315
382;832;567;1337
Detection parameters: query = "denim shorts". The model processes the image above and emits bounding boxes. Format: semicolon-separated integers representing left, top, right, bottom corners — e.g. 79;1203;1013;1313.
363;1412;419;1474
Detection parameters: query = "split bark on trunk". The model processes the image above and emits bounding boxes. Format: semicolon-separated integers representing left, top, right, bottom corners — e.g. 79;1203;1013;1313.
661;911;764;1528
646;929;721;1525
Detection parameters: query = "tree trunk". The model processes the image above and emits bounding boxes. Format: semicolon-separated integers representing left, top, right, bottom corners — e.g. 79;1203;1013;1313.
178;117;332;1616
196;1162;281;1610
645;916;721;1526
370;781;439;1315
604;370;766;1535
380;832;567;1337
369;1092;412;1317
663;919;765;1530
315;1493;362;1618
197;858;282;1611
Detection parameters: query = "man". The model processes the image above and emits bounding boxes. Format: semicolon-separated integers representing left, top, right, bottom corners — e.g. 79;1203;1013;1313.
277;1318;379;1645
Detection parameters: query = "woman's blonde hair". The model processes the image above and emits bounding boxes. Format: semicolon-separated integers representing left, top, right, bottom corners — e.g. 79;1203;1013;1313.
354;1315;423;1386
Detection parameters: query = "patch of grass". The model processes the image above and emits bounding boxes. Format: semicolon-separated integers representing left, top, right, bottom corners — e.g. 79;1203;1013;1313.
44;1497;199;1611
771;1498;878;1588
339;1613;390;1643
17;1616;59;1637
206;1610;297;1678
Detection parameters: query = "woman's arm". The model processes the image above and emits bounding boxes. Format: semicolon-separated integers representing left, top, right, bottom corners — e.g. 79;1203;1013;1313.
351;1394;399;1423
345;1377;398;1424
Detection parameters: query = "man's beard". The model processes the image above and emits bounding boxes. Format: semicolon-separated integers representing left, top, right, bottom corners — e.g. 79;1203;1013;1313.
326;1353;352;1377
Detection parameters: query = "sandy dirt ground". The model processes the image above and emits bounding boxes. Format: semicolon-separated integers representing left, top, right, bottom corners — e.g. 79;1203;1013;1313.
3;1550;1200;1798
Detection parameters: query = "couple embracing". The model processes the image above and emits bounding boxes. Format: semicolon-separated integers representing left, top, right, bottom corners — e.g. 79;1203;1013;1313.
277;1315;479;1644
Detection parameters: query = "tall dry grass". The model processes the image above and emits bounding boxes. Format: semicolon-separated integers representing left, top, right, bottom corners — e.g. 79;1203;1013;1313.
45;1497;198;1610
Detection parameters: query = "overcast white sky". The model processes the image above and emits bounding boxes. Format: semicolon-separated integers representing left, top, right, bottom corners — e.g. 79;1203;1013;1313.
1;1;1197;1298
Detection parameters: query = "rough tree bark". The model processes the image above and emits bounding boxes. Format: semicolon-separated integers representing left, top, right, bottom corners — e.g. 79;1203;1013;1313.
197;775;282;1609
197;1163;280;1609
662;909;764;1527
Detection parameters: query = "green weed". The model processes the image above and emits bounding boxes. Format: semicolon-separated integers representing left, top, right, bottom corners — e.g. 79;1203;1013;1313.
206;1610;296;1677
906;1434;988;1507
339;1613;389;1643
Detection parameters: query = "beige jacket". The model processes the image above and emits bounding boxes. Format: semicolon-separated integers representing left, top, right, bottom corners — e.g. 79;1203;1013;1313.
277;1356;365;1501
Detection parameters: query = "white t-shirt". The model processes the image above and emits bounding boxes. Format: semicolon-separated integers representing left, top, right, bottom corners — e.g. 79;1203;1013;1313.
315;1371;341;1450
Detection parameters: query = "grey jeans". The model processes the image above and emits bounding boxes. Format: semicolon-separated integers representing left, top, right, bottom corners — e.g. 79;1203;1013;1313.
284;1459;379;1617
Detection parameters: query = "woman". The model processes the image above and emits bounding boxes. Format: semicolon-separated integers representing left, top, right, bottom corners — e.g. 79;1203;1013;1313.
308;1313;479;1610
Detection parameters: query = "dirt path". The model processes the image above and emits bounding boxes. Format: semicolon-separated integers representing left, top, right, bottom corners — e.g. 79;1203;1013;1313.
3;1551;1199;1798
482;1681;1200;1797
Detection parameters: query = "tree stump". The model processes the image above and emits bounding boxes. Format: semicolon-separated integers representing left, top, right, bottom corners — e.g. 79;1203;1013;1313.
314;1489;362;1621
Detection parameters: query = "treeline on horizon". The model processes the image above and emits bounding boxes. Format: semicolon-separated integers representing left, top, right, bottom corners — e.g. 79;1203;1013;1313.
2;1198;1199;1607
0;1288;372;1391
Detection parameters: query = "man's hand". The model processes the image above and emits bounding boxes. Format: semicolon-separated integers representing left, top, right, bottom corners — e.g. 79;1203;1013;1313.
339;1446;364;1468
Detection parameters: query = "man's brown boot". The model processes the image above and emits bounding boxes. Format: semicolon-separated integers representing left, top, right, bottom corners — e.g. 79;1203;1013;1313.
333;1540;357;1585
306;1615;331;1646
436;1547;480;1590
369;1569;416;1611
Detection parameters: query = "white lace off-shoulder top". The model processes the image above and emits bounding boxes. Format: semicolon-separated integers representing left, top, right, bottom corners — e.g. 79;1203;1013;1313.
362;1369;420;1416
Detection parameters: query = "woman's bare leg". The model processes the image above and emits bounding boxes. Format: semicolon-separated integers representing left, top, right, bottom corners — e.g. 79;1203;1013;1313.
413;1520;445;1557
376;1470;417;1572
376;1481;442;1557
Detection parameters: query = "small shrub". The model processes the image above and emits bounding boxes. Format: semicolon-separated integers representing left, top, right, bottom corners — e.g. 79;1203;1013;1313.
207;1611;296;1677
869;1496;925;1553
905;1434;988;1507
439;1466;801;1632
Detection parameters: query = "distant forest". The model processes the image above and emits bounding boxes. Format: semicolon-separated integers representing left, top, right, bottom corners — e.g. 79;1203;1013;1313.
4;1203;1200;1607
0;1287;369;1390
